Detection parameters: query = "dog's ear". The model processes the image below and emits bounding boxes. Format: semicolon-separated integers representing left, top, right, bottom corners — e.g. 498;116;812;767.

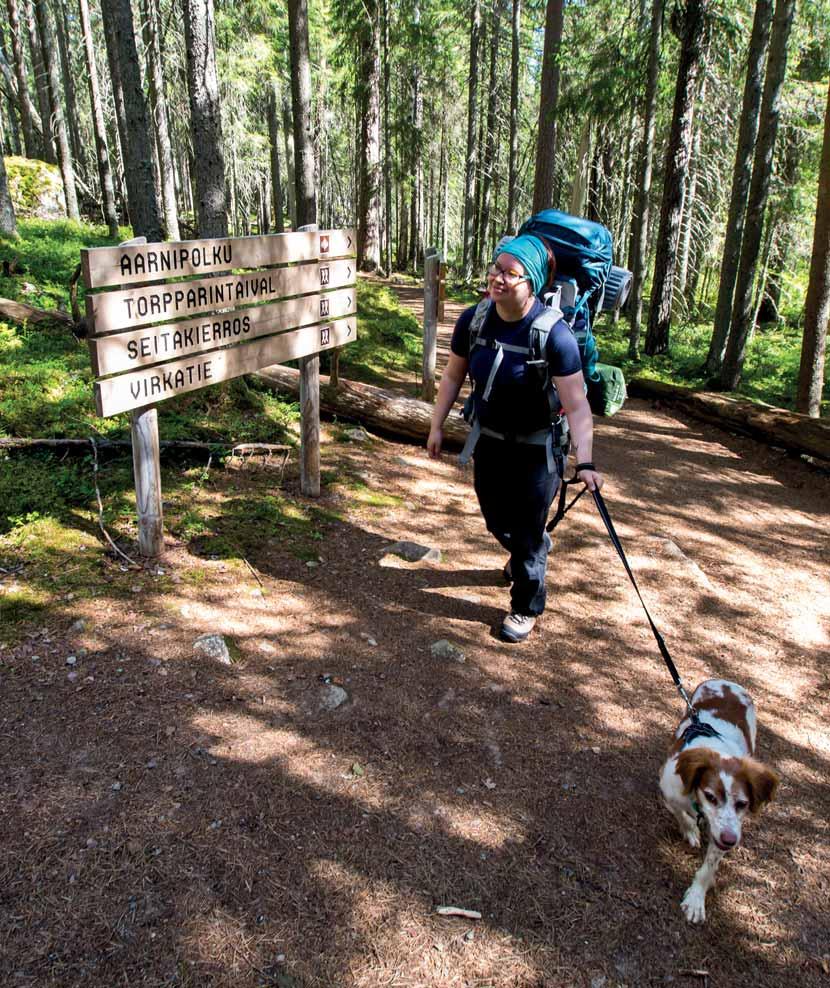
677;748;718;795
740;758;779;812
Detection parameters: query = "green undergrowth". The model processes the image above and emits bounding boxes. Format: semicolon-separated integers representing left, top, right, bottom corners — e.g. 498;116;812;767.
593;307;825;415
321;278;422;386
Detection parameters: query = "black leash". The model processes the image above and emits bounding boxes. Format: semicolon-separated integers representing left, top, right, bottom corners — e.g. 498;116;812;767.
563;482;699;723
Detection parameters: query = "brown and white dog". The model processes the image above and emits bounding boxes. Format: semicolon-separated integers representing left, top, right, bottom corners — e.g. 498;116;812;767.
659;679;779;923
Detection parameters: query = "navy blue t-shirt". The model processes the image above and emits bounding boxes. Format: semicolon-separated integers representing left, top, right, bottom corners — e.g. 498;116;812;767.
451;299;582;434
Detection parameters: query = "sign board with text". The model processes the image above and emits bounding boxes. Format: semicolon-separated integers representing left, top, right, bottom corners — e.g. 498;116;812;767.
81;229;357;417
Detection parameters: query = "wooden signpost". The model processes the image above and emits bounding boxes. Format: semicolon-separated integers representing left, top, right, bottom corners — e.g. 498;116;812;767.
82;228;357;556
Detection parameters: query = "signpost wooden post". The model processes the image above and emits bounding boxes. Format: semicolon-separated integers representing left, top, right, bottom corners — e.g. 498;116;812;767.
81;227;356;556
422;247;440;403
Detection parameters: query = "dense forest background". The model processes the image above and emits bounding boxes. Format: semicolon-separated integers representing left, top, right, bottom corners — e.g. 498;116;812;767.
0;0;828;414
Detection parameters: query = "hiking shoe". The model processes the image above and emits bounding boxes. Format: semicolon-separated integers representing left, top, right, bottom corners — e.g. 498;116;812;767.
501;611;536;643
503;560;513;584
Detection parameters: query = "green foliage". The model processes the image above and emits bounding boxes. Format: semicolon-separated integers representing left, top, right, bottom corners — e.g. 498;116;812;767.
331;279;423;385
0;452;95;534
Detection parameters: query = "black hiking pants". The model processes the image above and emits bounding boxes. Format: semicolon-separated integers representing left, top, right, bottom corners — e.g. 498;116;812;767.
472;435;562;617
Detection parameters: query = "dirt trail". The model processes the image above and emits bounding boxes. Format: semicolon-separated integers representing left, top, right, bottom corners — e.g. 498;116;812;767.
1;284;829;987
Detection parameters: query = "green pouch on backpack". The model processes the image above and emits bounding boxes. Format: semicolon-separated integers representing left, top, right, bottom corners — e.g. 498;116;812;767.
587;363;627;417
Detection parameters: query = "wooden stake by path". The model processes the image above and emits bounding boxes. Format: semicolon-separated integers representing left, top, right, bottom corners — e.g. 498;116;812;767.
422;248;439;402
297;223;321;497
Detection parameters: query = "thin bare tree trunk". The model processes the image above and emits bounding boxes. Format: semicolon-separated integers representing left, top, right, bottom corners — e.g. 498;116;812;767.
796;77;830;416
720;0;795;389
532;0;563;212
267;82;285;234
141;0;179;240
4;0;38;157
288;0;317;228
77;0;118;237
101;0;163;240
53;0;85;175
33;0;78;219
644;0;708;356
705;0;773;375
506;0;521;233
462;0;481;281
24;0;54;161
478;0;500;264
281;92;296;228
182;0;228;238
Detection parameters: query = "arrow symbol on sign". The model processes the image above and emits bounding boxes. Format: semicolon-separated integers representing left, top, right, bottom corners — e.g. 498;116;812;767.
346;265;353;279
346;235;353;249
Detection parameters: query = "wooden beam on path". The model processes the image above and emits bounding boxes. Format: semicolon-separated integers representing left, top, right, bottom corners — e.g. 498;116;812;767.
628;378;830;464
254;365;470;450
0;297;74;326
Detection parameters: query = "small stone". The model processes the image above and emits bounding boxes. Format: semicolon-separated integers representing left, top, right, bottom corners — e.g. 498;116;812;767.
360;632;378;646
483;778;496;790
209;819;222;830
381;540;441;564
306;560;318;568
67;671;78;682
111;782;122;792
65;655;77;666
146;759;158;769
70;619;86;633
430;640;465;663
319;684;349;711
86;837;98;849
193;633;233;666
346;427;371;442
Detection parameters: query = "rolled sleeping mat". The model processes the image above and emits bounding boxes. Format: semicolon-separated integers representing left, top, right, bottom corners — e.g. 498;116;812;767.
601;265;633;313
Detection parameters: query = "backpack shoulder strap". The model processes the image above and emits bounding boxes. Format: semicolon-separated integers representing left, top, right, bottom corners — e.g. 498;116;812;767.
529;303;564;362
468;298;492;351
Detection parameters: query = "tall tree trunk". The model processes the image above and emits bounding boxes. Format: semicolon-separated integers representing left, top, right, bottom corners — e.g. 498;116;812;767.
478;0;501;264
381;0;392;271
677;72;707;298
78;0;118;237
101;0;163;240
0;150;17;236
506;0;521;234
287;0;317;228
644;0;708;356
267;82;285;234
532;0;563;212
0;21;22;155
281;92;297;228
461;0;481;281
4;0;38;158
141;0;179;240
569;119;591;215
53;0;85;175
33;0;78;219
357;4;380;271
24;0;54;162
720;0;795;389
704;0;773;375
796;79;830;416
182;0;228;238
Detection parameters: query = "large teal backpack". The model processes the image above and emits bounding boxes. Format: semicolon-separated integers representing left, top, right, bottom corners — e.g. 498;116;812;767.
519;209;629;417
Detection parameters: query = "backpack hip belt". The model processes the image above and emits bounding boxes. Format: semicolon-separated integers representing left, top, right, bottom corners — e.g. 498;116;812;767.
459;418;568;474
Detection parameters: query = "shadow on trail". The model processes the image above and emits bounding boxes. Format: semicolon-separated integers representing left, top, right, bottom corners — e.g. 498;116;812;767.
2;399;829;987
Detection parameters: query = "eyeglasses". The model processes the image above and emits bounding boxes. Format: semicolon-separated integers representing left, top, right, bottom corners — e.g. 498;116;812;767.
486;263;529;286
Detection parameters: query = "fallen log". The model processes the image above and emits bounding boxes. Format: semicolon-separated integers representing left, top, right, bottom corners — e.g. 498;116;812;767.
254;364;469;449
628;377;830;463
0;436;291;456
0;296;74;326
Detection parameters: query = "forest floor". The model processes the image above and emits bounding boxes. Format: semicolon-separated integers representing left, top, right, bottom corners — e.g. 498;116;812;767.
1;284;829;988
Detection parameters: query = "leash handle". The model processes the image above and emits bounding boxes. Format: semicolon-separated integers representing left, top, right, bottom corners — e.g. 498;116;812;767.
590;487;697;720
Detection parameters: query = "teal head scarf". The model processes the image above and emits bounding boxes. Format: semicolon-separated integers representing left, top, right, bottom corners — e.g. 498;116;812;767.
494;233;549;295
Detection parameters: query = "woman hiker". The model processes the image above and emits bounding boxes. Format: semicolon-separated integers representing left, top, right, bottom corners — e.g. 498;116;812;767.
426;233;604;643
